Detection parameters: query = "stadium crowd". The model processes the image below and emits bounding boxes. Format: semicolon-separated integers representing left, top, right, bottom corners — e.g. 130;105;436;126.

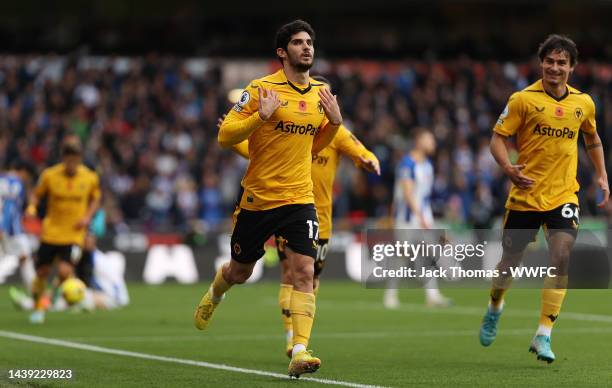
0;55;610;233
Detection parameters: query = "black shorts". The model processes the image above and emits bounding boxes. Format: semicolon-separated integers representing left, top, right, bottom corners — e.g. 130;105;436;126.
36;242;83;269
231;204;319;263
502;203;579;253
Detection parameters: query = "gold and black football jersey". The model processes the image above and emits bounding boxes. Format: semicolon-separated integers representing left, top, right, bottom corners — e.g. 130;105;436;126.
34;163;101;245
228;124;377;239
494;79;597;211
312;125;377;239
221;70;329;211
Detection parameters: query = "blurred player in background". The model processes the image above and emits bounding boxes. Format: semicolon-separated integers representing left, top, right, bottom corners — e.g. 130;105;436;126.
10;246;129;312
479;34;609;363
76;208;106;287
0;161;36;291
384;128;452;309
26;135;101;324
194;20;343;377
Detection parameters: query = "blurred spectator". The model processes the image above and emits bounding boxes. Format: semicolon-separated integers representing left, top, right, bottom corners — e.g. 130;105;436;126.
0;55;609;233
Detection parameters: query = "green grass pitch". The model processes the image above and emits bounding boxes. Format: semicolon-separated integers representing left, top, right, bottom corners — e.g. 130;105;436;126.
1;281;612;387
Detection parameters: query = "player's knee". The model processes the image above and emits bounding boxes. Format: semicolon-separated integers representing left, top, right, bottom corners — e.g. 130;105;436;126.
281;269;293;285
500;250;524;266
225;267;252;284
292;262;314;287
57;263;73;281
550;249;571;274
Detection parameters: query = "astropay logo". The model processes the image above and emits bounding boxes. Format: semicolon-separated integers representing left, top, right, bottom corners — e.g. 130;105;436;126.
274;121;317;136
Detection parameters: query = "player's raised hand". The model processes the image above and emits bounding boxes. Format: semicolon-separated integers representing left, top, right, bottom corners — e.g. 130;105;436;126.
359;156;381;175
217;114;227;129
504;164;535;189
596;175;609;208
318;87;342;125
258;88;281;121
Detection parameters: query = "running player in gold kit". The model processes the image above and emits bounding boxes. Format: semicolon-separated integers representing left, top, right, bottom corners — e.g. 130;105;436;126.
27;136;101;324
217;76;380;358
194;20;343;377
478;35;609;363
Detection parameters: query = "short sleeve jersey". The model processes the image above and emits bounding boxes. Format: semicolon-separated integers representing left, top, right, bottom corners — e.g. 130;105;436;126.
494;79;597;211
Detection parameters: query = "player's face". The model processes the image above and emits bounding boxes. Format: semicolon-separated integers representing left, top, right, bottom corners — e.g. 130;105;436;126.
541;50;573;88
418;133;436;156
281;31;314;72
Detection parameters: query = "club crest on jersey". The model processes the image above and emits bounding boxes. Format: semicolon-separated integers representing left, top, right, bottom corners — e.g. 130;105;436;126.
233;243;242;255
575;107;583;120
280;100;289;107
317;101;324;114
299;101;307;112
555;106;564;117
233;90;250;112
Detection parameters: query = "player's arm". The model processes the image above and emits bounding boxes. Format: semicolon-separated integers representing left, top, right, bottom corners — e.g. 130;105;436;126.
26;170;49;217
336;126;380;175
312;87;342;154
490;133;533;189
218;86;280;147
581;101;609;207
75;174;102;230
491;93;534;189
217;114;249;159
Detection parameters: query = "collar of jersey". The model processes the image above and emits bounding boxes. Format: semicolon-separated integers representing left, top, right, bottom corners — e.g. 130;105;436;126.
536;79;570;102
279;70;312;95
286;79;312;95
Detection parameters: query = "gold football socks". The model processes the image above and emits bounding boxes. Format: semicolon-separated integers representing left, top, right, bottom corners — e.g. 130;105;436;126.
537;276;568;336
290;290;316;349
279;284;294;357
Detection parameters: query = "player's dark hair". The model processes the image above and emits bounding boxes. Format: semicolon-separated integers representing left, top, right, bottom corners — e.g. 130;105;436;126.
538;34;578;67
61;136;83;156
275;20;315;64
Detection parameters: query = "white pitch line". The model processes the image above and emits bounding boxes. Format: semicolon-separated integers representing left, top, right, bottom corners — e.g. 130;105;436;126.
311;300;612;324
60;326;612;343
0;330;387;388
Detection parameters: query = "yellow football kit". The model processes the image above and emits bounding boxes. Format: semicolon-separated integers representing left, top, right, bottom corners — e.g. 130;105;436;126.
229;124;378;239
494;79;596;212
312;125;377;239
34;163;101;245
220;70;329;211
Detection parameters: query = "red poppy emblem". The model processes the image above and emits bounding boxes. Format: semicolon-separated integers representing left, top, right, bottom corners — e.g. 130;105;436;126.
299;101;307;111
555;106;564;117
